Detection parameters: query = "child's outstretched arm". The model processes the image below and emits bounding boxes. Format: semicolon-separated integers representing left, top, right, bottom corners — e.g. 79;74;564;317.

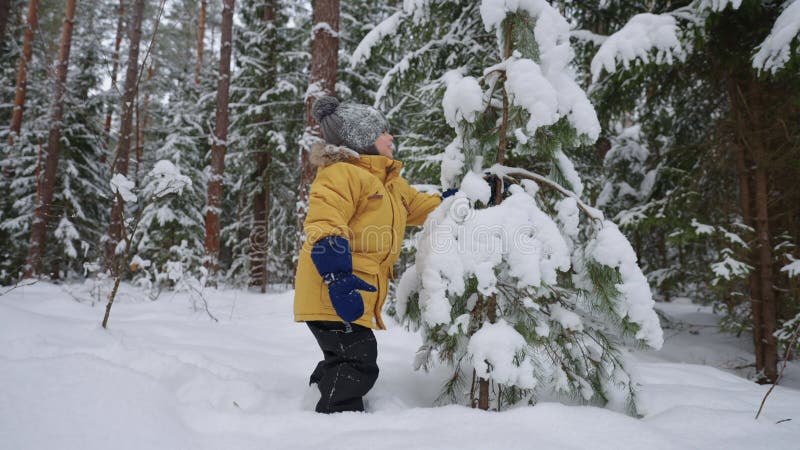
400;180;444;227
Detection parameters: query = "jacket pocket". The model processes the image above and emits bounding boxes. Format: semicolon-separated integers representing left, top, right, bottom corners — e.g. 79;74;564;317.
353;269;380;322
352;253;381;274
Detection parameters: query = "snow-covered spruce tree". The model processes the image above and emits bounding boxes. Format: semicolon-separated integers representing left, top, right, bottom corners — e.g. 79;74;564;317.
597;124;755;317
596;125;656;231
338;0;396;106
0;0;108;280
221;0;275;287
222;0;309;286
593;122;745;306
569;0;800;382
48;0;109;278
130;81;208;290
394;2;663;413
103;158;193;327
570;2;751;310
0;0;52;281
127;0;219;290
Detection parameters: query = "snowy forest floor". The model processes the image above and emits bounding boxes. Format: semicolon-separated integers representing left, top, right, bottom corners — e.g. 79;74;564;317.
1;282;799;450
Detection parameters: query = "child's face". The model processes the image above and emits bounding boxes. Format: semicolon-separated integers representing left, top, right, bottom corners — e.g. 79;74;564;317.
374;132;394;159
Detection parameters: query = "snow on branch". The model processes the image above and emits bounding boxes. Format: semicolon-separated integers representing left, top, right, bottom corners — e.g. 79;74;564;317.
479;0;602;140
587;221;664;349
590;13;684;83
374;41;436;108
311;22;339;39
781;255;800;278
486;164;604;222
480;0;555;32
413;186;572;327
699;0;743;12
468;319;538;388
505;57;560;134
570;29;608;46
403;0;430;22
442;70;484;128
350;11;404;67
753;0;800;74
144;160;192;198
710;249;752;282
373;18;464;109
110;174;137;203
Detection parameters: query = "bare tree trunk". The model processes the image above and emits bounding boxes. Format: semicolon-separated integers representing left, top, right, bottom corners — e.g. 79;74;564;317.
203;0;235;273
106;0;146;273
296;0;339;260
23;0;76;277
250;0;276;291
7;0;39;145
196;0;206;85
102;0;125;151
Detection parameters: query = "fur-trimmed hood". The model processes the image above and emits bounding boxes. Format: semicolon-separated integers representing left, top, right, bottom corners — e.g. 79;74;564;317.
310;142;361;168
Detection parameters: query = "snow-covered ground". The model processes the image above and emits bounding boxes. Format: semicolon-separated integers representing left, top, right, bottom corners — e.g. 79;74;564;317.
1;282;798;450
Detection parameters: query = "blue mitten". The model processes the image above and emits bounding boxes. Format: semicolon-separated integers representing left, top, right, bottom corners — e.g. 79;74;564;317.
323;272;376;322
441;188;459;199
311;236;377;323
483;175;511;206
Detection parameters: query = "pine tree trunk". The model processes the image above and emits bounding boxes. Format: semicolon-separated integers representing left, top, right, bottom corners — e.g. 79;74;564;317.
737;147;765;371
102;0;125;148
478;380;490;410
203;0;235;273
250;0;276;291
7;0;38;145
754;159;778;382
196;0;206;85
476;16;514;411
297;0;339;258
23;0;76;277
106;0;146;273
728;78;765;374
729;74;780;383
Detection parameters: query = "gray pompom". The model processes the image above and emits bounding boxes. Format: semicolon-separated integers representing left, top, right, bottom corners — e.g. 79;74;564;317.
312;96;340;122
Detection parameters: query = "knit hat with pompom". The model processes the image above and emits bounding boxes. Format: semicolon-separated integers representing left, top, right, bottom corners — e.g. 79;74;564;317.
312;96;389;155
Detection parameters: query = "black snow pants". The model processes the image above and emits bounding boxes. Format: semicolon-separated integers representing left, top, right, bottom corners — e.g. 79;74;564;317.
307;321;379;413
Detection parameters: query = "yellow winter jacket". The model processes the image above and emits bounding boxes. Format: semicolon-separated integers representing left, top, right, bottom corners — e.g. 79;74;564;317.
294;143;442;330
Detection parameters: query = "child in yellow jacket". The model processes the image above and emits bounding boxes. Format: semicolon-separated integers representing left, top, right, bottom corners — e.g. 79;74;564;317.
294;96;455;413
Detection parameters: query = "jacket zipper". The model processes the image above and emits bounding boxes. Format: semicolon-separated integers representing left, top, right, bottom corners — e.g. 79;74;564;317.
376;178;397;330
378;171;398;269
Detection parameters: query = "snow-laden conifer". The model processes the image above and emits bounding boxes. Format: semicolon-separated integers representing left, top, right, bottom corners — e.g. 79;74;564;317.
388;0;663;412
222;0;309;286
